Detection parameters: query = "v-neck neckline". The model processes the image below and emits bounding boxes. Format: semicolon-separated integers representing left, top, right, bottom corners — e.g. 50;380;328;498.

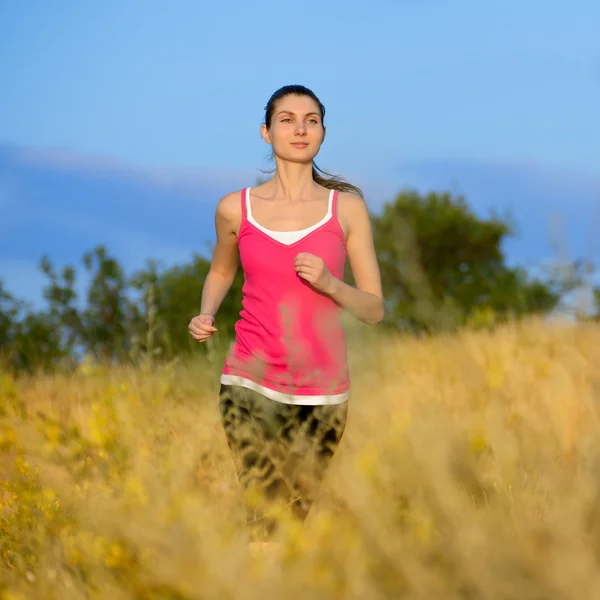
244;188;334;248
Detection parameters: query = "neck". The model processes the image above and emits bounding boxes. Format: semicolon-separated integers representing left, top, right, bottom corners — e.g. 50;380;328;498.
269;159;317;202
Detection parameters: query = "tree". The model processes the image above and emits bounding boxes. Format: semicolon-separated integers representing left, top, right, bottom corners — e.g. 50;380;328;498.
129;253;244;360
371;189;560;332
80;246;132;363
39;255;82;366
0;280;19;368
1;276;69;374
10;311;64;374
0;281;17;348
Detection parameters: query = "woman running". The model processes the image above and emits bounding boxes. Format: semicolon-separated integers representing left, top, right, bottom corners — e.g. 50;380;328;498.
188;84;384;542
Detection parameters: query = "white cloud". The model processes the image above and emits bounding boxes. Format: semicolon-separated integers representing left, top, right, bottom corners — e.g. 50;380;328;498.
12;144;257;197
15;146;127;173
395;157;600;199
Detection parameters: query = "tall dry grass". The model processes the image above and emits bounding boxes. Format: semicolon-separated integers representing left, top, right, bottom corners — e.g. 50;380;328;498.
2;317;600;599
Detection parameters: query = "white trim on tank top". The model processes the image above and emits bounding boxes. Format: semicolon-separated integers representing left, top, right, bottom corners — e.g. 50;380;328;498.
245;187;334;245
220;374;349;405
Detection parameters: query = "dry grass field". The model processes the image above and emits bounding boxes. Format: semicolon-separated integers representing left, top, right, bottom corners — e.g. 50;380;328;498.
2;317;600;599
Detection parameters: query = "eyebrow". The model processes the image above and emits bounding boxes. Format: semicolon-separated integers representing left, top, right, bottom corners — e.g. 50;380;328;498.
275;111;321;118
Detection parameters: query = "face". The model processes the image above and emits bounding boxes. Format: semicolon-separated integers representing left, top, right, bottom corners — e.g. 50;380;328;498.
261;94;326;164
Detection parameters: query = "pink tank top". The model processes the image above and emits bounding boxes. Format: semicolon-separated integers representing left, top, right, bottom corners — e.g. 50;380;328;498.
220;187;349;405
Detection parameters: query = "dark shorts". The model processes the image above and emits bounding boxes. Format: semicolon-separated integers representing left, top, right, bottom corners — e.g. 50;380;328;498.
218;383;348;539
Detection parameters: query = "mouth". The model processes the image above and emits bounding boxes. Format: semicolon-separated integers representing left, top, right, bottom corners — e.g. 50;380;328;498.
291;142;309;148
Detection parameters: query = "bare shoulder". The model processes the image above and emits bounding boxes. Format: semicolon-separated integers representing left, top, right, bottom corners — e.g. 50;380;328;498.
215;189;244;233
216;189;243;220
336;191;371;236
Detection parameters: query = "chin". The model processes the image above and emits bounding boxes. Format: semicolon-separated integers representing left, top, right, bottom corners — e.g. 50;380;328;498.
278;149;320;164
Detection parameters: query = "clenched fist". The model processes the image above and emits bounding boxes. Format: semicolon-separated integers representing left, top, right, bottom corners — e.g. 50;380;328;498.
188;313;217;342
294;252;337;295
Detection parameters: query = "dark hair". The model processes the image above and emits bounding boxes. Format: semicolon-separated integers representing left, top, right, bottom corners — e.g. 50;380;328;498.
262;85;364;198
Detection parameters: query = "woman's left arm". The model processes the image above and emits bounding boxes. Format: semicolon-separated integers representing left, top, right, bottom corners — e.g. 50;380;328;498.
294;192;384;325
326;192;384;325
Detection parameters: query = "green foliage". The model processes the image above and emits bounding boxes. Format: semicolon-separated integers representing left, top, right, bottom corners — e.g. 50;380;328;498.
1;277;72;374
371;189;563;332
80;246;131;363
0;186;591;374
0;282;19;363
128;253;244;361
39;255;82;367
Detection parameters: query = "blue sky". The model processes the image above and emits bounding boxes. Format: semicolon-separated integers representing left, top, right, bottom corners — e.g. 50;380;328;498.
1;0;599;310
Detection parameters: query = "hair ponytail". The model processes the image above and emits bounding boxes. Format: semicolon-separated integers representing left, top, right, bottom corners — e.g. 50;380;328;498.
312;163;364;199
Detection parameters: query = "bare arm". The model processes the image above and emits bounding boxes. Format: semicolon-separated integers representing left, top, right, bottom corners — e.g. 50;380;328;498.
200;192;241;317
189;193;241;342
329;193;384;325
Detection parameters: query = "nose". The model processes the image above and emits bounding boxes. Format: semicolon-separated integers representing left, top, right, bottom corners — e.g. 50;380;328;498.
294;121;307;136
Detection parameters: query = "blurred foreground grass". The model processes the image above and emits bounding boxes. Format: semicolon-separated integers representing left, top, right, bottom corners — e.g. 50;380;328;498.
2;317;600;599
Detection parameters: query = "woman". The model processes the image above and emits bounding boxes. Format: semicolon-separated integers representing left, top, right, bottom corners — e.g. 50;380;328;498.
188;85;384;542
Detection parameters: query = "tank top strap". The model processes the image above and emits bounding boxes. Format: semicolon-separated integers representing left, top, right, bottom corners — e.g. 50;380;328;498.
241;187;249;223
330;188;339;220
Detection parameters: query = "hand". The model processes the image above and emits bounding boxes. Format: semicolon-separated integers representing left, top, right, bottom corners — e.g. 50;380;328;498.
188;313;217;342
294;253;337;295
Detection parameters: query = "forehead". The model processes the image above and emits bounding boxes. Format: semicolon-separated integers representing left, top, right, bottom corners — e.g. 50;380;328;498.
275;94;321;115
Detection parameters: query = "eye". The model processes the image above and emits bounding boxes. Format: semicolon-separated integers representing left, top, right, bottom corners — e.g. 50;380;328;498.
281;117;293;123
308;118;319;124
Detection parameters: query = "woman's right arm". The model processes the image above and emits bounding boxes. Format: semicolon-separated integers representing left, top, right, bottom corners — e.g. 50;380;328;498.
189;192;241;342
